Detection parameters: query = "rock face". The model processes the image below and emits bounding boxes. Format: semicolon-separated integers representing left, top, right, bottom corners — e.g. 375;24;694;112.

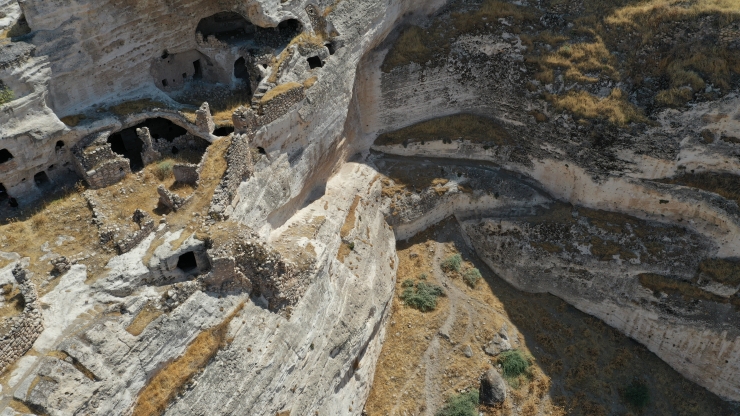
479;368;507;405
2;0;740;413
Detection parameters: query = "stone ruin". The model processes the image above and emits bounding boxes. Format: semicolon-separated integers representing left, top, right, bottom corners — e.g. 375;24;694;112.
0;265;43;373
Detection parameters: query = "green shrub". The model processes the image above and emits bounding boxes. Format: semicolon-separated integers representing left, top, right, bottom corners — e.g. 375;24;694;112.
402;279;415;288
435;390;479;416
348;241;355;250
463;268;481;287
624;381;650;408
154;160;173;180
419;273;428;280
498;350;530;379
0;84;14;105
400;282;445;312
441;254;462;272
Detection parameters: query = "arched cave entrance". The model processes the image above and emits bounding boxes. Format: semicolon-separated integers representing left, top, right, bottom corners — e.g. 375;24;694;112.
108;118;187;171
0;149;13;164
196;12;256;43
234;57;250;80
34;171;50;187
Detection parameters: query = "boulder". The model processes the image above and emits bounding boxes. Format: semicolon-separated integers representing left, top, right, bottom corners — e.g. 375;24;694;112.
479;368;507;405
484;326;512;356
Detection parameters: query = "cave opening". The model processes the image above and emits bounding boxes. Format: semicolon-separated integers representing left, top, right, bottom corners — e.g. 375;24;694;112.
55;140;65;150
193;60;203;80
0;149;13;164
8;198;18;208
325;42;336;55
177;251;198;272
213;126;235;137
234;57;250;80
196;12;256;43
307;56;323;69
108;129;145;171
34;171;50;187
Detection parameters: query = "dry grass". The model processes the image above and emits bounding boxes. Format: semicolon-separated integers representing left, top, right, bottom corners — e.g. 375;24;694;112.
261;82;303;104
0;185;110;294
541;38;618;83
374;114;512;146
268;33;325;83
126;303;164;336
0;283;24;320
548;89;646;126
658;171;740;207
60;114;87;127
107;99;168;117
638;273;727;304
131;303;243;416
367;218;734;415
303;76;318;89
340;196;361;238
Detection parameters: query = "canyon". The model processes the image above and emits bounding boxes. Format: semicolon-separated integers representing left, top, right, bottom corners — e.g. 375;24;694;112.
0;0;739;414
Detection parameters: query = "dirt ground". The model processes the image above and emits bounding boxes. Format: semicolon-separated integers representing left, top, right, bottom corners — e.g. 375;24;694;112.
364;219;736;416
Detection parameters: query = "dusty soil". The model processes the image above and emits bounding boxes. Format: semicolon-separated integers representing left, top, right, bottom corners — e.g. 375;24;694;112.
365;219;736;416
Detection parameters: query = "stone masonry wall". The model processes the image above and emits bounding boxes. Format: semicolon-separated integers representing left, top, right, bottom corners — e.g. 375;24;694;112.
0;266;43;373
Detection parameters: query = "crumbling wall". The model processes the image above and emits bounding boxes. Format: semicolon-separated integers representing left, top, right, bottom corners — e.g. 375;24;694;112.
209;133;253;218
0;266;43;373
71;132;131;189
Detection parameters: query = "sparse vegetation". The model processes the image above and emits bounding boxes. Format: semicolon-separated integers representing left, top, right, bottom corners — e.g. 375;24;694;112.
107;99;167;117
462;267;481;288
548;89;646;126
400;281;445;312
435;390;479;416
498;349;531;379
60;114;86;127
441;254;462;273
624;380;650;408
154;160;174;181
0;83;14;105
374;114;511;147
131;304;242;416
260;82;303;104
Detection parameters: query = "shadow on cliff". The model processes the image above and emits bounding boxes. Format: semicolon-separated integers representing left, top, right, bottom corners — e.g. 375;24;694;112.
426;219;737;415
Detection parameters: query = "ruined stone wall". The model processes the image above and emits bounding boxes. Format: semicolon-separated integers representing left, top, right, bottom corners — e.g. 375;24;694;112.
209;133;253;218
0;266;43;373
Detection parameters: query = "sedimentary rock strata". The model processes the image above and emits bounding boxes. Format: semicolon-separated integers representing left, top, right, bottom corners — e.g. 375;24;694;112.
1;0;740;414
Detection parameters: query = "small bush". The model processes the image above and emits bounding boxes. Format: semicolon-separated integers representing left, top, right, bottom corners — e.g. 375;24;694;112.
154;160;173;181
419;273;428;280
0;84;14;105
463;268;481;287
435;390;479;416
400;282;445;312
402;279;415;288
624;381;650;408
498;350;530;379
441;254;462;272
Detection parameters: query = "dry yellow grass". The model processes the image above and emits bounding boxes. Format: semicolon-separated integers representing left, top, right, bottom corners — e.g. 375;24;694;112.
374;113;512;146
126;303;164;336
303;76;318;89
260;82;303;104
542;37;617;83
548;89;646;125
131;303;243;416
60;114;87;127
